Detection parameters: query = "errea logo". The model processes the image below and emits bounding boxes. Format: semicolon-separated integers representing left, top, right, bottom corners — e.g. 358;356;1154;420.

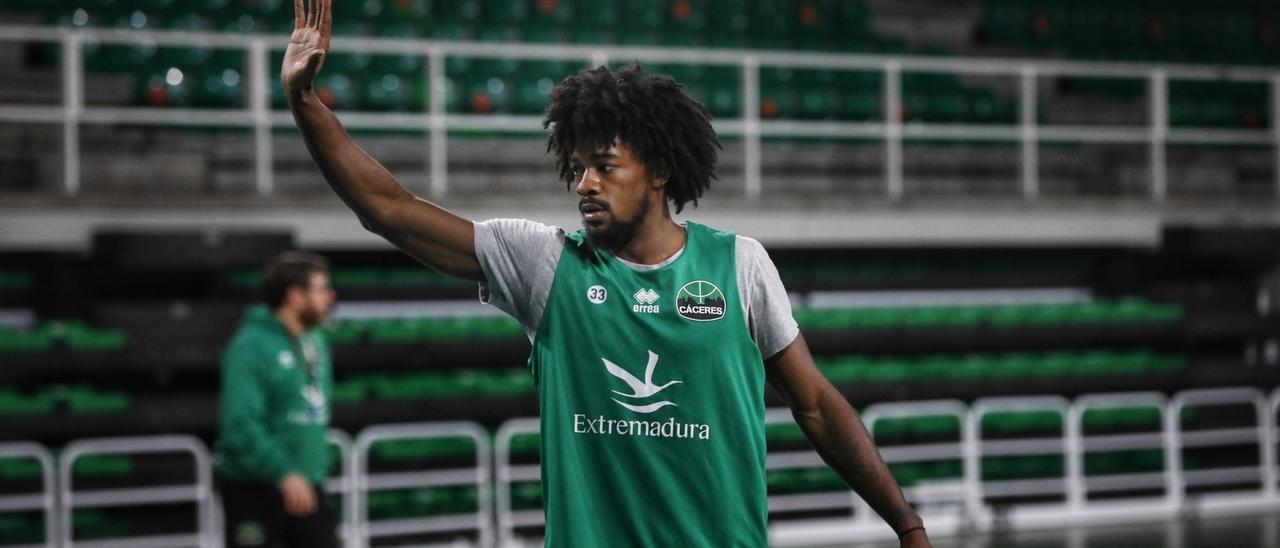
632;288;660;314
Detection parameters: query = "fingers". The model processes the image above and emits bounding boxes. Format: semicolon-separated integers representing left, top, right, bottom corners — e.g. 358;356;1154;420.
304;0;316;29
283;485;300;515
294;0;304;29
300;487;317;515
319;0;331;35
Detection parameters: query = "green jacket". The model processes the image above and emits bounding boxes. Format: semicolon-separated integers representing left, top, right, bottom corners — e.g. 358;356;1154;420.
214;305;332;485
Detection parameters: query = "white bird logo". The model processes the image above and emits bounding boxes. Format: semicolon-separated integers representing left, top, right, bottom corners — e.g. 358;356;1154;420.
603;350;682;413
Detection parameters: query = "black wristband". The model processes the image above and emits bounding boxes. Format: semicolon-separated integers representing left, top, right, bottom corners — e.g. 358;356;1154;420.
897;525;925;539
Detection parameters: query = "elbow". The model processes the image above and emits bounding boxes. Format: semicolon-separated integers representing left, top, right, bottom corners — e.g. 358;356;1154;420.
358;213;389;236
358;193;412;236
357;202;400;236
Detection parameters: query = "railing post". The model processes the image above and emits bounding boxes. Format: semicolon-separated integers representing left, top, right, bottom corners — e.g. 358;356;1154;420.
884;61;903;201
1020;66;1039;201
249;38;273;196
1272;74;1280;198
61;30;82;196
428;47;447;197
743;56;762;200
1149;69;1168;202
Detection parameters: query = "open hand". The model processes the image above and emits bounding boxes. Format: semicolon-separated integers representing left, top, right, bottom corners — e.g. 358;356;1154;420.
282;0;331;99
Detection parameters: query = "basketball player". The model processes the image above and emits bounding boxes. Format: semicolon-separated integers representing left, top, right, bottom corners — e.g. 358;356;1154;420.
282;1;929;545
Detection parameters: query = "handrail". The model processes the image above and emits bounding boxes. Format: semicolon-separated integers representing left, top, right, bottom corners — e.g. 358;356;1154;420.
57;434;213;548
351;421;491;548
0;23;1276;201
0;442;56;548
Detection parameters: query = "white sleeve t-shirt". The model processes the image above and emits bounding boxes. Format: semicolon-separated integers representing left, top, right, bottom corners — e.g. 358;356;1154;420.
472;218;800;360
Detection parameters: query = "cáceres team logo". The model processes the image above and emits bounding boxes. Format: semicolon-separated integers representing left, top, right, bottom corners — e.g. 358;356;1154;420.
676;280;726;321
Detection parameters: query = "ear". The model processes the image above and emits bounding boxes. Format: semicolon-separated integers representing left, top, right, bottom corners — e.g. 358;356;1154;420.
650;165;670;191
284;284;306;308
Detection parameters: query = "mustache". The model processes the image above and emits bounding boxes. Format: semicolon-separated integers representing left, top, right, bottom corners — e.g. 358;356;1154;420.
579;197;609;210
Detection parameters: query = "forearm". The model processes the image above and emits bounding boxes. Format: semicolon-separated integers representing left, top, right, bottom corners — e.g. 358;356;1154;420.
287;89;414;231
795;389;922;534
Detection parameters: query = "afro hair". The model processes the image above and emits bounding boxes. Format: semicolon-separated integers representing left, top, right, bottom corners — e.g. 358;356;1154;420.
542;63;721;214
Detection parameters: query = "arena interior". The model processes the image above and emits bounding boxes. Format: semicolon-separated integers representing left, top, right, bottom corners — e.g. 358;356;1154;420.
2;0;1280;546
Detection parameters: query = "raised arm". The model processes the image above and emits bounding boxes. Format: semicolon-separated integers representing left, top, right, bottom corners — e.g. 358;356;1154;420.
764;334;931;547
282;0;482;281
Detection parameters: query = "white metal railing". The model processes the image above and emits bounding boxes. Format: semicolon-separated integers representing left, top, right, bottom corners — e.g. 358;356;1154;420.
352;421;491;548
0;442;56;548
0;392;1278;546
325;429;355;548
1068;392;1171;509
58;435;214;548
1167;387;1272;509
492;417;541;548
1;24;1278;200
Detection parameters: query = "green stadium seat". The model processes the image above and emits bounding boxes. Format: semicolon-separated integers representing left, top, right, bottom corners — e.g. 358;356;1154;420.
380;0;432;27
704;0;748;48
367;318;421;344
65;386;130;414
767;469;801;493
874;416;961;444
0;389;54;415
372;437;476;461
982;410;1062;437
508;433;540;457
331;378;367;403
1082;407;1162;433
360;72;414;111
749;1;792;50
72;455;132;478
0;457;42;481
0;328;53;353
983;455;1063;481
511;481;543;510
765;422;807;444
60;324;127;352
0;513;43;545
324;320;364;345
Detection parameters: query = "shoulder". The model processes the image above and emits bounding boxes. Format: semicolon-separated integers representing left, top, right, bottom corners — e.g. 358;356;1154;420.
474;218;565;241
734;235;773;271
224;329;277;364
734;234;767;256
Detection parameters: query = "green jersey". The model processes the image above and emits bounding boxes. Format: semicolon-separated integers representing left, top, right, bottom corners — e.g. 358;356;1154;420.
528;222;769;546
214;305;333;485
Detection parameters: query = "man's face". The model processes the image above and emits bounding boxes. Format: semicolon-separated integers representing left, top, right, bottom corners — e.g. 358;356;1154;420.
296;272;335;329
572;141;660;250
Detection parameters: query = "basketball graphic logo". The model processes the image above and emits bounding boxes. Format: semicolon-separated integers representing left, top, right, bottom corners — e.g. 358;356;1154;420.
676;280;726;321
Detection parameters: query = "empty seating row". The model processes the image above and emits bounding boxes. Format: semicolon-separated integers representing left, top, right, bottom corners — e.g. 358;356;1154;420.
0;385;131;416
0;321;126;353
982;0;1280;65
796;297;1183;331
24;0;886;52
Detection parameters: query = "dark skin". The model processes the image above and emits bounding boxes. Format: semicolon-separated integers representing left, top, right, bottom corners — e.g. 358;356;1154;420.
283;1;929;545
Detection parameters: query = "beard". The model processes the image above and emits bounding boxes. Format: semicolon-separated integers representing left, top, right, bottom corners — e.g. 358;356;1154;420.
298;302;329;330
585;193;650;251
